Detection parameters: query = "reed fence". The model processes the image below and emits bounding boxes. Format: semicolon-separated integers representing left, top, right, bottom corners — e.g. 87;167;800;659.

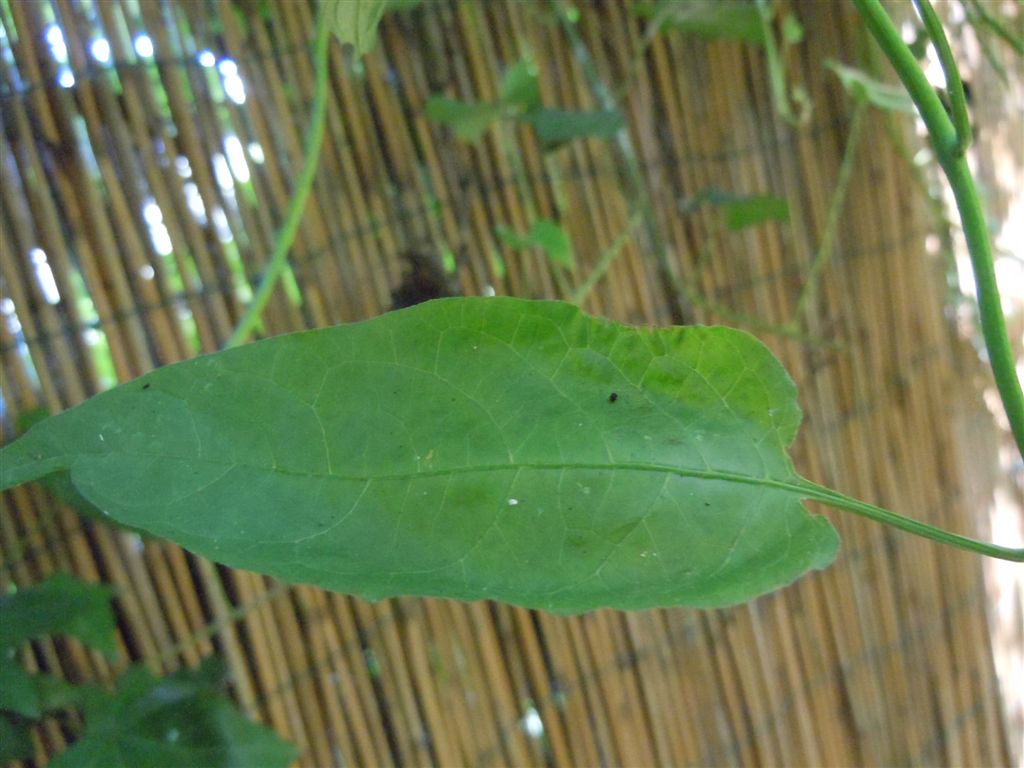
0;0;1019;765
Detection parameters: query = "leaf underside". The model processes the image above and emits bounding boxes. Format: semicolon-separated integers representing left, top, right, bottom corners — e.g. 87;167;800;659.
0;298;838;613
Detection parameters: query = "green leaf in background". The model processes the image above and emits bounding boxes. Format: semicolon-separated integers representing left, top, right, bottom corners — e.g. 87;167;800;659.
0;573;117;654
1;298;839;613
0;710;34;762
496;219;575;269
637;0;766;46
781;12;804;45
826;60;916;114
425;96;504;142
522;108;626;149
32;673;92;713
681;188;790;229
500;59;540;113
0;655;91;722
722;194;790;230
51;659;296;768
326;0;387;56
1;650;40;717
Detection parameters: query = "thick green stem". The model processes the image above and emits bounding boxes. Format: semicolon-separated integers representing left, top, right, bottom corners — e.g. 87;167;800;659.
798;479;1024;562
853;0;1024;458
226;14;333;349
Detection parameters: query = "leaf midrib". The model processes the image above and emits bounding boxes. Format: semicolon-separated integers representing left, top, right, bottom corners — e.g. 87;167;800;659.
63;450;813;500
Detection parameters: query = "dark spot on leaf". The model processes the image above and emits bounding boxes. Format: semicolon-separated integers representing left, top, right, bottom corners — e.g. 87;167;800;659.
608;392;618;403
704;502;710;507
142;383;151;390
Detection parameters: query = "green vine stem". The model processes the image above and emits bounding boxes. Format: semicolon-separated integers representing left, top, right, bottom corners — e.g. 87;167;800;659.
966;0;1024;58
756;0;811;126
553;0;692;324
912;0;972;155
226;11;333;349
570;211;643;305
791;99;867;327
798;479;1024;562
853;0;1024;459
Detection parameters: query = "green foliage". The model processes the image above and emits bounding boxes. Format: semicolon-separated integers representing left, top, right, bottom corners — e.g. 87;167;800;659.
0;652;42;718
681;188;790;230
721;195;791;230
1;298;841;613
496;219;575;268
521;108;626;150
826;60;916;113
325;0;387;56
636;0;766;46
0;574;117;759
425;57;625;149
50;660;297;768
425;97;504;142
500;59;541;113
0;712;34;762
0;574;294;766
16;408;107;523
0;573;117;654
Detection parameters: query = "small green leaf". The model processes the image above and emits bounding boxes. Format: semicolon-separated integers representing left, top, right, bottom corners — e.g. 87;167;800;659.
0;574;117;654
681;188;790;229
494;225;532;251
638;0;765;46
722;195;790;230
1;298;839;613
51;659;295;768
425;96;504;142
326;0;388;56
528;219;574;268
500;60;540;113
522;108;626;149
781;13;804;45
826;60;916;114
497;219;575;269
0;711;35;762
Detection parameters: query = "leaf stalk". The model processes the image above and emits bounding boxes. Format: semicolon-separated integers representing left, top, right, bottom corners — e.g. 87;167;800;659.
798;479;1024;562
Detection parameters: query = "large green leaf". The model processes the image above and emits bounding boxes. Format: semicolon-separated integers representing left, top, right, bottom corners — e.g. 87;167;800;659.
1;298;838;613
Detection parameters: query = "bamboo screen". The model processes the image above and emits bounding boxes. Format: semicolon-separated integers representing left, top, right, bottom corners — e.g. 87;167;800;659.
0;0;1019;765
